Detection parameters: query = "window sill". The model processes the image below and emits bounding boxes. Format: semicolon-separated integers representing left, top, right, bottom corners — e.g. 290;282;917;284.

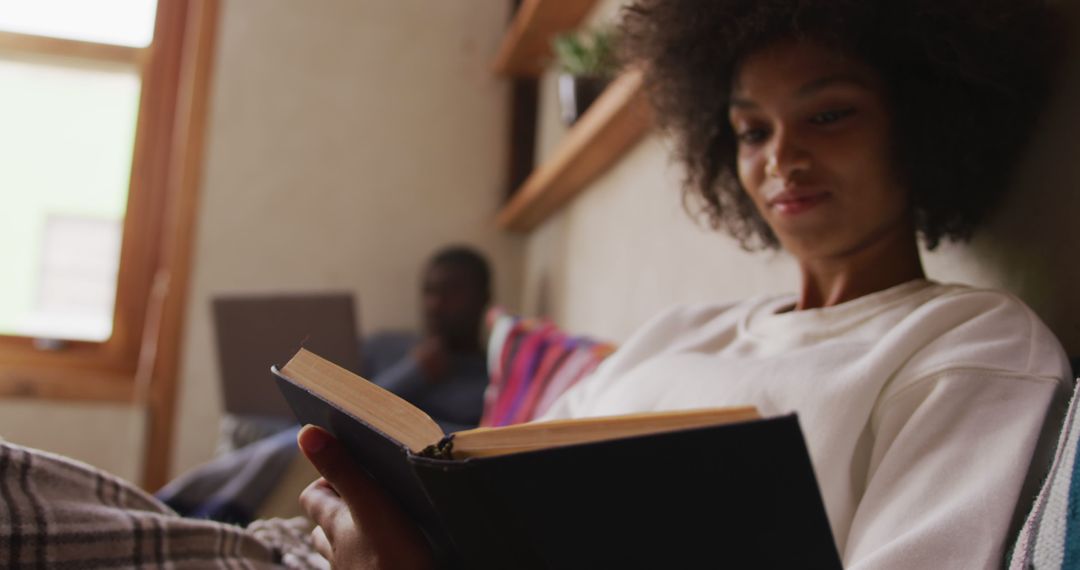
0;365;135;403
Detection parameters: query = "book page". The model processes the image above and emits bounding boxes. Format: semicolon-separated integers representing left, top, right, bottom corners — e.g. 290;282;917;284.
282;348;444;453
450;406;760;458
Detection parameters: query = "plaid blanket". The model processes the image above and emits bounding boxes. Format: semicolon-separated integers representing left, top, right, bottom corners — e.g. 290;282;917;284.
0;441;325;569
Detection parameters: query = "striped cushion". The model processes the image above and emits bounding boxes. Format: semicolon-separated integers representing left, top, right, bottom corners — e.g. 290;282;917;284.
481;308;614;427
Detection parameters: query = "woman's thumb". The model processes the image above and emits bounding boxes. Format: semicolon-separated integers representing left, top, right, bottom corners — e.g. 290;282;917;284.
297;425;372;506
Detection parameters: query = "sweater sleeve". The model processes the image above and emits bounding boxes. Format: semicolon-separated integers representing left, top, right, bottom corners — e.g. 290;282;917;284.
843;368;1066;569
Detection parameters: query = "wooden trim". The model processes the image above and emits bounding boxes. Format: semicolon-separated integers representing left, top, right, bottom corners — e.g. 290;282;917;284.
138;0;219;491
497;70;653;232
0;337;136;402
110;0;192;375
492;0;598;77
0;367;134;402
0;335;124;368
0;30;143;65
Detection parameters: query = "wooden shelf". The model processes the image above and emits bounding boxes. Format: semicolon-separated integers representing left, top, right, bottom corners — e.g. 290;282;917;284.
492;0;599;76
492;0;653;232
496;70;653;232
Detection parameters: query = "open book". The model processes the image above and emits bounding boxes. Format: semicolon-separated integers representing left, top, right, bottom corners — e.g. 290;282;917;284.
272;348;841;568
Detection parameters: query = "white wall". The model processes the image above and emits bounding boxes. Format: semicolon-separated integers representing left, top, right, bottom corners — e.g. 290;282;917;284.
522;0;1080;355
169;0;524;476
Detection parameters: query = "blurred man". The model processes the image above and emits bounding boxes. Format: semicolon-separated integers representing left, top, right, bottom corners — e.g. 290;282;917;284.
157;246;493;523
362;246;491;431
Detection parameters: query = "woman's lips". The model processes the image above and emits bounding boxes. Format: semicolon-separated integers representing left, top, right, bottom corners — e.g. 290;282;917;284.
767;190;831;215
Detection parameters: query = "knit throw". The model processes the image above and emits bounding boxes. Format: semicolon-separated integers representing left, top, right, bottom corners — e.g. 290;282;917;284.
1011;382;1080;569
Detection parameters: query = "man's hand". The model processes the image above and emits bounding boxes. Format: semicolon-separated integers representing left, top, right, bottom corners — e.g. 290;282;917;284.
411;337;450;384
297;425;434;569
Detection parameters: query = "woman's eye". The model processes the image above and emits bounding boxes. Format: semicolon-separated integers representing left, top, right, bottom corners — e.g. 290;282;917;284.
809;108;855;125
737;128;768;145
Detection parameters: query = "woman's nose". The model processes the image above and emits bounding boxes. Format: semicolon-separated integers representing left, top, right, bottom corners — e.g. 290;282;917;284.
766;129;812;179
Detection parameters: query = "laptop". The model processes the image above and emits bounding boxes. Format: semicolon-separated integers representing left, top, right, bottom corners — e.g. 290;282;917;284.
212;292;362;419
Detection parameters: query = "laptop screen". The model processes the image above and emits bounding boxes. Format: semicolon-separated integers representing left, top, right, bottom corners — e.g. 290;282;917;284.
212;292;361;418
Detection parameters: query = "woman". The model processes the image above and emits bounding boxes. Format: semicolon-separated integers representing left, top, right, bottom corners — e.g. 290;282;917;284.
298;1;1070;568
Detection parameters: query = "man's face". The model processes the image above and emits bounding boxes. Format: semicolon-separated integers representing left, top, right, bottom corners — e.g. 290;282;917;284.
421;263;485;343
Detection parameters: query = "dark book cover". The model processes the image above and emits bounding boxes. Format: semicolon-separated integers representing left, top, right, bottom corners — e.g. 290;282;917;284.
273;366;843;569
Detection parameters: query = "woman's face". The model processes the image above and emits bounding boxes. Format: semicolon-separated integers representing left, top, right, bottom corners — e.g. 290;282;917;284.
729;40;911;262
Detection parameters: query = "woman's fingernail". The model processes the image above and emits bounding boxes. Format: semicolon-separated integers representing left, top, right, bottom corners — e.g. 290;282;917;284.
298;425;329;453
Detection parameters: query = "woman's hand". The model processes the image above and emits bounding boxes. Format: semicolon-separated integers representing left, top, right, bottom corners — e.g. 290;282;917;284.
297;425;434;569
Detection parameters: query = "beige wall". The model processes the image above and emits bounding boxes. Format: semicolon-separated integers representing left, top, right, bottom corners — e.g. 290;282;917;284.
523;0;1080;356
170;0;523;476
0;401;143;481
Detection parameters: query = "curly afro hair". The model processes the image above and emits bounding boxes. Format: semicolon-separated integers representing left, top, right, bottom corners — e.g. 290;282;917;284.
620;0;1063;250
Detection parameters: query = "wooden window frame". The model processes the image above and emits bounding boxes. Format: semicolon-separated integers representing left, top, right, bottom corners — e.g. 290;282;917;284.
0;3;196;397
0;2;218;489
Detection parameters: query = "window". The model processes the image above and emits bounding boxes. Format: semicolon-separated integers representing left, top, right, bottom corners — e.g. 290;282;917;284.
0;2;154;343
0;1;212;404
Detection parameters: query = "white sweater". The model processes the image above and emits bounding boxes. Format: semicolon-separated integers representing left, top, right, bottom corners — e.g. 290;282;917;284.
543;280;1071;569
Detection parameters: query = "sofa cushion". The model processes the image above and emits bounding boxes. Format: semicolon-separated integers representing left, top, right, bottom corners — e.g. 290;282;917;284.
1010;375;1080;568
481;308;614;427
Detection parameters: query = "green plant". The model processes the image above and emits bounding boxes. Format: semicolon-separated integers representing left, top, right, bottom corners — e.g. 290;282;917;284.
552;27;618;77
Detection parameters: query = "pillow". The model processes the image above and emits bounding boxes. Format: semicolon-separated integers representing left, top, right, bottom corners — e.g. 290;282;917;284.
481;308;615;427
1009;377;1080;569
